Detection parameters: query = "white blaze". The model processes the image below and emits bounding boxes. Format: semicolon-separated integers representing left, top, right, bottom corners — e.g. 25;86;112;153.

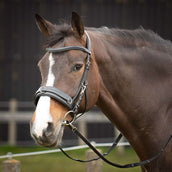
46;53;55;86
32;53;55;137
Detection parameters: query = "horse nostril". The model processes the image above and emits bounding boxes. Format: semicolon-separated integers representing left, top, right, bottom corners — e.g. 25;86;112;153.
44;122;54;137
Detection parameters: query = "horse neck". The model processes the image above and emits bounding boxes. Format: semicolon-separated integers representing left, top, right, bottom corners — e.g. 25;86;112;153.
89;30;172;161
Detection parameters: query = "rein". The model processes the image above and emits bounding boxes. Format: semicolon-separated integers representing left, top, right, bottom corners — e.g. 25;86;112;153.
61;122;172;168
34;31;172;168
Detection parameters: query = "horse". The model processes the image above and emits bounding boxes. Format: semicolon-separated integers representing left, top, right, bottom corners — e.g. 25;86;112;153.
30;12;172;171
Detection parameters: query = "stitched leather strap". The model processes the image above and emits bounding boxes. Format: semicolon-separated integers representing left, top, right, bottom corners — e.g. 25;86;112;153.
34;86;74;109
63;123;172;168
46;46;91;54
59;133;123;163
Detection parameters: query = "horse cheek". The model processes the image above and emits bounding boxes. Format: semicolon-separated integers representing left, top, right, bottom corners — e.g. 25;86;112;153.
88;60;100;110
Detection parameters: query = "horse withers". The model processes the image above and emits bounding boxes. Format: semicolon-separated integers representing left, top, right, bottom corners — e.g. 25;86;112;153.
30;12;172;171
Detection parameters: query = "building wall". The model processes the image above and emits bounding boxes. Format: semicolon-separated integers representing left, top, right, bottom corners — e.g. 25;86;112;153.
0;0;172;102
0;0;172;145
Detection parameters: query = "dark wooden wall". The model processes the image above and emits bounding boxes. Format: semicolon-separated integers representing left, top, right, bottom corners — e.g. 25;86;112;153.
0;0;172;145
0;0;171;102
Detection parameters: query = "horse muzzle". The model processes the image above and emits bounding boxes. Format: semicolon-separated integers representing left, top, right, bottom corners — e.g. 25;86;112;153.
30;120;65;147
30;96;70;147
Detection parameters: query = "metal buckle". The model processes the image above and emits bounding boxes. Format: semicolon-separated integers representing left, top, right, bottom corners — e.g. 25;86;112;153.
80;81;88;94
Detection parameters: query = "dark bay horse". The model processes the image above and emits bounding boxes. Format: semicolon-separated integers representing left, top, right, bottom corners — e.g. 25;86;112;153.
30;12;172;171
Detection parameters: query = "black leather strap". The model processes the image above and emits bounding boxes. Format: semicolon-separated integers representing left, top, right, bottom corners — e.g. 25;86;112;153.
46;46;91;54
64;123;172;168
59;133;123;163
34;86;74;109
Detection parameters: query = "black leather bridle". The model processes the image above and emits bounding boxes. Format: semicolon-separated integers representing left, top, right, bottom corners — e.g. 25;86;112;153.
34;31;91;117
34;31;172;168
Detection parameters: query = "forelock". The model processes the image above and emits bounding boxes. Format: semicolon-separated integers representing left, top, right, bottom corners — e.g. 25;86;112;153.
44;23;73;48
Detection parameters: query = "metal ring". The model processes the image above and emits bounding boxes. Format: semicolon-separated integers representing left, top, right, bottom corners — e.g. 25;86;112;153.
62;110;76;126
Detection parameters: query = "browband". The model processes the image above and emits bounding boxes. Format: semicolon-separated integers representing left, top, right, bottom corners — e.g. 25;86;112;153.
46;46;91;54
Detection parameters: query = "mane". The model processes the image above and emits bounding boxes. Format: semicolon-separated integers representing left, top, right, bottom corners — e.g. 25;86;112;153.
88;27;172;53
44;23;172;54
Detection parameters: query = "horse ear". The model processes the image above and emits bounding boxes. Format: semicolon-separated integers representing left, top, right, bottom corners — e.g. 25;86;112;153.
71;12;84;38
35;14;56;36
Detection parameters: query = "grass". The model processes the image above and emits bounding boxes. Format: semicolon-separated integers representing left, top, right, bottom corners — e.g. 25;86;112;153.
0;145;142;172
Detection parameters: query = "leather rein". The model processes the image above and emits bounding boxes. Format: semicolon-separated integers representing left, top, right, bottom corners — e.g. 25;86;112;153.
34;31;172;168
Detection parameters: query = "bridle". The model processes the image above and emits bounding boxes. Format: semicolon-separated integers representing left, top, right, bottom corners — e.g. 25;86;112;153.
34;31;172;168
34;31;91;121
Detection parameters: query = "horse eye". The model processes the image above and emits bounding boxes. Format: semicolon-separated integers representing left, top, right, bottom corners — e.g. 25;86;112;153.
73;64;83;71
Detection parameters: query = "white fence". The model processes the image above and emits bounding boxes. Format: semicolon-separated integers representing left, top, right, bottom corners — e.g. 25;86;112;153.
0;142;130;172
0;99;121;146
0;100;130;172
0;142;130;160
0;109;113;146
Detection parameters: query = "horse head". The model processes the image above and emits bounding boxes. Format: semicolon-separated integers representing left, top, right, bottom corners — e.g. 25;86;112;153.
30;12;100;147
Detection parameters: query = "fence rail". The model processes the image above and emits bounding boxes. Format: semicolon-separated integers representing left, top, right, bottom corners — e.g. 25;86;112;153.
0;100;115;146
0;99;108;122
1;142;130;172
0;111;109;123
0;142;130;160
0;110;114;146
0;100;129;171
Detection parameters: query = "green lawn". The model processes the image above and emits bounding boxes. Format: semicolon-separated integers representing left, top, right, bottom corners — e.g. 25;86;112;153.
0;146;141;172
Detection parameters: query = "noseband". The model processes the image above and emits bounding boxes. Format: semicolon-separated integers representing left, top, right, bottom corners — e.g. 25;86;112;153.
34;31;91;117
